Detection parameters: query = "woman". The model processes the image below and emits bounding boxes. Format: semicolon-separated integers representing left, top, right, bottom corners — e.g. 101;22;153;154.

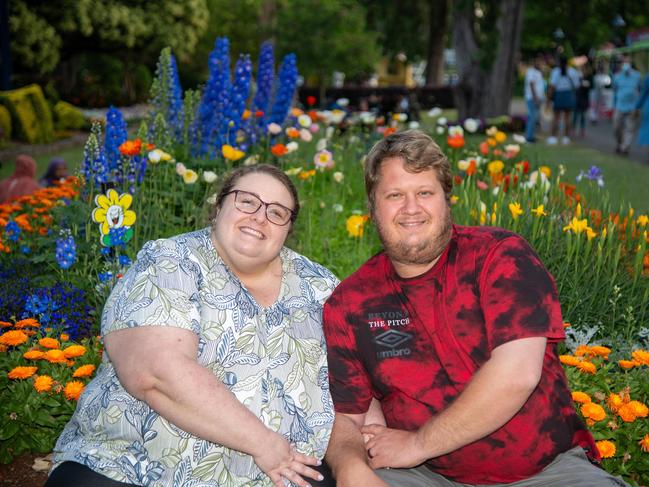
47;164;338;487
0;154;41;203
547;56;580;145
39;158;69;187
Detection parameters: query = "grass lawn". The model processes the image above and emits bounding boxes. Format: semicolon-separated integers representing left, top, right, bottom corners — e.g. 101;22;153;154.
524;143;649;212
0;143;87;181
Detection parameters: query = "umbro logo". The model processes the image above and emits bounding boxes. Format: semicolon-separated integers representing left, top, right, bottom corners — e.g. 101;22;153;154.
374;329;412;349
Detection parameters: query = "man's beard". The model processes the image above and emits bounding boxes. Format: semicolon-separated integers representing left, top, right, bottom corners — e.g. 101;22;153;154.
374;210;453;267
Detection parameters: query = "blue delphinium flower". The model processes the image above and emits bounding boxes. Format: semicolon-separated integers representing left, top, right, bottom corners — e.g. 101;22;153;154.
576;165;604;188
221;54;252;147
246;41;275;144
169;53;184;141
20;245;30;254
81;130;109;187
104;106;128;178
55;235;77;270
5;220;21;242
267;53;298;127
119;254;132;267
198;37;231;156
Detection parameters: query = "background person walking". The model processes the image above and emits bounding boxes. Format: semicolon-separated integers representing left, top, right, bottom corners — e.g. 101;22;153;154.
524;55;546;143
612;55;642;156
547;56;580;145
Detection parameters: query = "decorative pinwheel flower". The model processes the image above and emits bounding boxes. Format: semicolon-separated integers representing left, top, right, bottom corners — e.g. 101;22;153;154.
91;189;136;246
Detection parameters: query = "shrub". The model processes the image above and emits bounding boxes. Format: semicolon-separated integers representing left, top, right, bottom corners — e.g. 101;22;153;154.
0;105;11;140
53;101;87;131
0;84;53;143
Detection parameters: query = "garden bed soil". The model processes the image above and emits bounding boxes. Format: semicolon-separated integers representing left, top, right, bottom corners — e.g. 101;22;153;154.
0;453;49;487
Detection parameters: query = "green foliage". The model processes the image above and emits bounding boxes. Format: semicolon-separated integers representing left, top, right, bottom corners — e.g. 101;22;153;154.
0;106;11;140
0;84;54;144
182;0;263;87
274;0;380;86
521;1;649;55
53;101;88;131
361;0;430;61
8;1;61;75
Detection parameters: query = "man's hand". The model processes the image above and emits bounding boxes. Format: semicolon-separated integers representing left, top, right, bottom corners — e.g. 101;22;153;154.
361;424;429;469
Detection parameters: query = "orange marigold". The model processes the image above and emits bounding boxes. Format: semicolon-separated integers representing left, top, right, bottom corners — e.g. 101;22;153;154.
23;350;45;360
44;349;67;364
581;402;606;422
39;337;60;349
577;360;597;374
589;346;611;358
559;354;581;367
607;394;624;413
0;329;28;346
14;318;39;329
639;434;649;453
33;375;54;393
618;359;637;370
596;440;616;459
631;349;649;366
63;345;86;358
627;400;649;418
0;320;13;328
63;380;85;401
73;364;96;378
571;391;591;404
60;333;70;342
617;403;638;423
8;366;38;379
574;344;590;357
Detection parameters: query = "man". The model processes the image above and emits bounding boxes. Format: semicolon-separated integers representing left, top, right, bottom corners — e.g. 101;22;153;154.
524;55;545;143
612;55;642;155
323;130;627;486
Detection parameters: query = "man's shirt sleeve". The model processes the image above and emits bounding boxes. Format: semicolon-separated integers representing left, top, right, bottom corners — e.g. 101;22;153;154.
478;236;565;352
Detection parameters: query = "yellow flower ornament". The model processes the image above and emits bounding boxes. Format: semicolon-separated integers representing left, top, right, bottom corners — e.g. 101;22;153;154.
91;189;136;246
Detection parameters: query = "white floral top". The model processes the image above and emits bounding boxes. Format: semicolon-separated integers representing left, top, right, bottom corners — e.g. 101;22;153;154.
52;228;339;486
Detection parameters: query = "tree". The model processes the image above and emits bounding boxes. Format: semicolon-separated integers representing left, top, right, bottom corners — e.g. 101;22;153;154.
452;0;525;119
521;0;649;56
362;0;450;87
8;0;209;104
273;0;380;96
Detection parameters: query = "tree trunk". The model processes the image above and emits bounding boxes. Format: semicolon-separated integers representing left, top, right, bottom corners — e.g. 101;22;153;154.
452;0;525;119
484;0;525;117
424;0;449;86
452;2;485;119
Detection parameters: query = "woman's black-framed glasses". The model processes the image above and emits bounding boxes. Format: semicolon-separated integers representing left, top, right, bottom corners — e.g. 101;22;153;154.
227;190;295;226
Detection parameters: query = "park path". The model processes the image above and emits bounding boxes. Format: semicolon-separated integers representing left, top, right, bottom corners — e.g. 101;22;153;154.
509;98;648;165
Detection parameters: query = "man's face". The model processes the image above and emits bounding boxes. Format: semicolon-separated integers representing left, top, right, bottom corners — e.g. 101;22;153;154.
371;156;452;272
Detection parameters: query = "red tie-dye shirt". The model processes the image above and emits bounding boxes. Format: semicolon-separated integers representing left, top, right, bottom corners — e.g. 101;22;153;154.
323;225;597;484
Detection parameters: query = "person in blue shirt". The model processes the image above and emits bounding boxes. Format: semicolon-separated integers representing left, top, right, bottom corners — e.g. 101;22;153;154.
612;55;642;155
636;74;649;163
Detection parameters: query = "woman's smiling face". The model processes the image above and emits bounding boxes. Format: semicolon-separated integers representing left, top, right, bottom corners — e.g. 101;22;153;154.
211;172;295;271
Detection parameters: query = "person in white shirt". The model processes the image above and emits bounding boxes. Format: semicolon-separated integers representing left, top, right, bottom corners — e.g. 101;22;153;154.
546;56;581;145
524;55;546;143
